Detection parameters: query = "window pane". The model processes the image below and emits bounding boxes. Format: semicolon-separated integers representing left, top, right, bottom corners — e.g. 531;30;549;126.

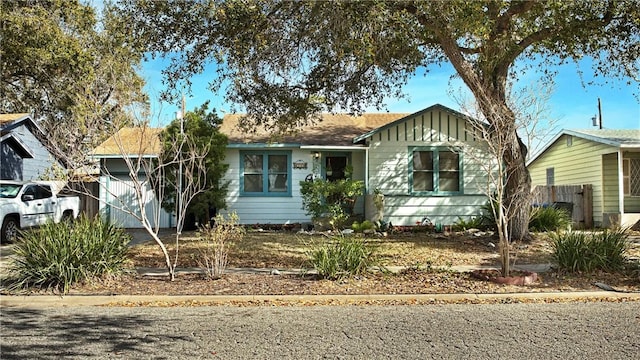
439;151;459;171
413;151;433;171
244;154;263;173
268;174;288;192
440;171;459;191
268;155;287;174
414;172;433;191
244;174;263;192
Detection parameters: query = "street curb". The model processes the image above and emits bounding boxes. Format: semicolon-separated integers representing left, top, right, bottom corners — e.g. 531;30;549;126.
2;291;639;308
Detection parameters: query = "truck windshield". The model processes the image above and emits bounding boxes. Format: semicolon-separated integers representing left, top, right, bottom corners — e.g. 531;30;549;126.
0;184;22;198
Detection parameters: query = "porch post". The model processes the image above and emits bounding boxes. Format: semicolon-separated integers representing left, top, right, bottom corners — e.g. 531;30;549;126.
365;146;369;193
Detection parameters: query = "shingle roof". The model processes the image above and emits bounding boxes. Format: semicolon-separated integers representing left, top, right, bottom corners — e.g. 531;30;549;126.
527;128;640;166
567;129;640;147
92;127;163;157
220;113;409;146
0;113;31;126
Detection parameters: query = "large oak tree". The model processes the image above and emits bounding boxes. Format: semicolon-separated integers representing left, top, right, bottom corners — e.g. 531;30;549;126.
113;0;640;240
1;0;148;167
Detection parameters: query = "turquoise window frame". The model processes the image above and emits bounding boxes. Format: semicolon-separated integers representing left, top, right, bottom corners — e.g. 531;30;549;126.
409;147;463;195
240;150;292;197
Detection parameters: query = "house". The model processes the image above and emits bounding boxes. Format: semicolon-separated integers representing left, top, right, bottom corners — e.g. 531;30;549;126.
527;129;640;228
94;104;494;228
219;104;493;227
0;113;62;181
91;126;173;228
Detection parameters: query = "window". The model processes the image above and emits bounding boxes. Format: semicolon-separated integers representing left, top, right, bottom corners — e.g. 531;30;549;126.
410;148;462;194
624;158;640;197
240;151;291;196
22;184;52;200
546;168;555;185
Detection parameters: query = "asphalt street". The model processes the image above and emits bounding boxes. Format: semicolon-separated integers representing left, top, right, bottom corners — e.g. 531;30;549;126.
1;301;639;359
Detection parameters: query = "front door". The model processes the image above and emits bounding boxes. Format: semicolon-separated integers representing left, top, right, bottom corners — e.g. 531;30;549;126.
325;155;348;181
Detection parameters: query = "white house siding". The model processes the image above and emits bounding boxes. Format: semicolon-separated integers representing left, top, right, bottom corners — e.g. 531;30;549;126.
99;159;173;228
366;109;492;226
528;135;617;226
220;147;314;224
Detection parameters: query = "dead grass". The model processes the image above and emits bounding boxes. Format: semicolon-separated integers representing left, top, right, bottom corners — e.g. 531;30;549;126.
128;230;559;270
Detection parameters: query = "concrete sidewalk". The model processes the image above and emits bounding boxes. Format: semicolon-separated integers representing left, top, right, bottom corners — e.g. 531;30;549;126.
2;291;639;308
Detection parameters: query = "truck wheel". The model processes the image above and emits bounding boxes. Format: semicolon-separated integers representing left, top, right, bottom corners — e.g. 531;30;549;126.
61;212;73;223
1;217;19;243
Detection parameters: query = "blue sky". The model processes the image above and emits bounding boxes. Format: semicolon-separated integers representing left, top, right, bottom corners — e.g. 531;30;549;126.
142;57;640;135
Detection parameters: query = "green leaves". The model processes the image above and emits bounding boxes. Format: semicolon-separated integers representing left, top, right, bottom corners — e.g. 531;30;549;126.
6;215;131;294
300;179;364;230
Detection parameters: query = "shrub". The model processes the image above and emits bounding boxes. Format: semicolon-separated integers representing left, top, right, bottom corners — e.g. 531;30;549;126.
550;228;630;273
351;220;375;233
7;215;130;293
452;216;486;231
306;236;378;279
195;212;245;279
529;206;571;232
300;178;364;229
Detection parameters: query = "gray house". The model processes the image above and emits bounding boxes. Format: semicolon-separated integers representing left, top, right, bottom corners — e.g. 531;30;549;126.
0;113;61;181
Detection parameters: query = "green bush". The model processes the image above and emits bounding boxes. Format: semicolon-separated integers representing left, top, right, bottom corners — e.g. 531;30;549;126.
529;206;571;232
7;215;130;293
300;178;364;229
306;236;378;279
351;220;375;233
550;228;630;273
452;216;486;231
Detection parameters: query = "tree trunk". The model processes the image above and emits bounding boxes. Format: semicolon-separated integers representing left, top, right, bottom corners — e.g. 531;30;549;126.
503;132;532;242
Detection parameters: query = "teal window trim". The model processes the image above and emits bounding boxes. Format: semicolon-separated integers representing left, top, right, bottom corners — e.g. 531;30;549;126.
240;150;292;197
409;146;464;196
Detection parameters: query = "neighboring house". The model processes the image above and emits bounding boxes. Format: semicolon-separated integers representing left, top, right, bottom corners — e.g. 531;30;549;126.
0;113;62;181
527;129;640;228
91;127;173;228
219;104;493;226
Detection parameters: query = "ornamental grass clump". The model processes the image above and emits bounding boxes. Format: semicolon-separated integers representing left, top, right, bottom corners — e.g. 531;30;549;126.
196;212;245;279
7;215;130;293
529;206;571;232
550;228;630;273
307;236;378;280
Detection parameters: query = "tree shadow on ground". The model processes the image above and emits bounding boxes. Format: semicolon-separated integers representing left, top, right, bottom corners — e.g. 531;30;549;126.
0;307;191;359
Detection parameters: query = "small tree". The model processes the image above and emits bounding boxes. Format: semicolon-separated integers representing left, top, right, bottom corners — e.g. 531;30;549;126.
158;103;229;229
456;80;547;276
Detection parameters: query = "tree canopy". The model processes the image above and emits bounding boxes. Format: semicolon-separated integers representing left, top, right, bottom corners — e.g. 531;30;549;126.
1;0;148;166
112;0;639;240
113;0;638;129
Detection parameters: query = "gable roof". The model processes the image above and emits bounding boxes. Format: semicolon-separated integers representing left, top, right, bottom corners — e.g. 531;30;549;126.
527;129;640;165
0;113;46;137
220;113;409;147
353;104;474;143
92;127;163;158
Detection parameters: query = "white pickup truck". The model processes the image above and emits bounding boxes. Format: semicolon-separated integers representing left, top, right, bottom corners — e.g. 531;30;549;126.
0;181;80;242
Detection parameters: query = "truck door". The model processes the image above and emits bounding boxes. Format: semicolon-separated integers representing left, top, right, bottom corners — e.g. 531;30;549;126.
20;185;41;227
37;185;55;224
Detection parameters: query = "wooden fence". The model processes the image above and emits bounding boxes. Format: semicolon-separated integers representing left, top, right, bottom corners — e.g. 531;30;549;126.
531;184;593;229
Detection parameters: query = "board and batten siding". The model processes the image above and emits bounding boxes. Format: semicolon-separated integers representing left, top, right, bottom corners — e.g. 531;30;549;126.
528;134;618;226
99;159;173;228
366;109;492;226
